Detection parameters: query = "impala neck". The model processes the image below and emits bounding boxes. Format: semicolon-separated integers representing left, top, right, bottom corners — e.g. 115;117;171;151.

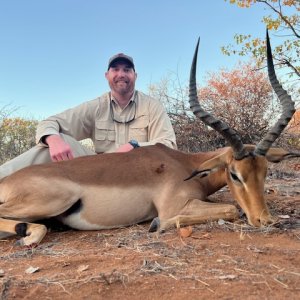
202;168;227;196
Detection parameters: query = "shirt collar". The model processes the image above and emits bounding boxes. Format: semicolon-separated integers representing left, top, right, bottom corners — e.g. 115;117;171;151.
110;90;136;103
109;91;137;109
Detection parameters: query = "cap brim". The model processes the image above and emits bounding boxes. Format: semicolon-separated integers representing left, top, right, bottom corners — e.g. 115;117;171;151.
108;58;135;70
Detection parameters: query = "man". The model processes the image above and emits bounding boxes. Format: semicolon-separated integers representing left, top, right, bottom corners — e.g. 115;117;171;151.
0;53;177;179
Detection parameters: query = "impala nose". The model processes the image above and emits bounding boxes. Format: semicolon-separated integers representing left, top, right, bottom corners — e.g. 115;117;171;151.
249;213;274;227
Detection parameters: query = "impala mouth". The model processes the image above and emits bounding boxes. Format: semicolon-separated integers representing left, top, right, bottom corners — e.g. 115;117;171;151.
246;210;274;227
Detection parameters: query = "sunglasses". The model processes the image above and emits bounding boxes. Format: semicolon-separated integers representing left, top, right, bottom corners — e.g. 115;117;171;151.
110;101;136;124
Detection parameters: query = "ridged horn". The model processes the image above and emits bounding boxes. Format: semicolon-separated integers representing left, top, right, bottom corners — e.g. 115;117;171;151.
189;38;248;160
254;30;296;156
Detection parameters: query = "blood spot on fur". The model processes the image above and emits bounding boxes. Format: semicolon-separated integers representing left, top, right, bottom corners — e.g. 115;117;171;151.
155;164;165;174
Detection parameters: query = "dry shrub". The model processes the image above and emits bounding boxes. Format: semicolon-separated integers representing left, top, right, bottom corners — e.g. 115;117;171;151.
149;64;299;155
0;116;38;164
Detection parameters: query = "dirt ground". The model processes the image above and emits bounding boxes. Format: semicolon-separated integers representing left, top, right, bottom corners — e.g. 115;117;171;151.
0;172;299;299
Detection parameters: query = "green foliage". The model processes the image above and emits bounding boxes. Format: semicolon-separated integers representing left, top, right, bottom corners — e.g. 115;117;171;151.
223;0;300;83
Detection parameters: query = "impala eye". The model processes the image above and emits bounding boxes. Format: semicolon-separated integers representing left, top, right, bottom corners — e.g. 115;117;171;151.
230;172;241;183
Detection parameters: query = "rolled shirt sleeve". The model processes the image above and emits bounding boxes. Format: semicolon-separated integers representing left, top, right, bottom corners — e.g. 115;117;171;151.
137;97;177;149
36;99;98;146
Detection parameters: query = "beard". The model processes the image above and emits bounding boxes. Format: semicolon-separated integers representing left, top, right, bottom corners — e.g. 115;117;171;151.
110;80;134;96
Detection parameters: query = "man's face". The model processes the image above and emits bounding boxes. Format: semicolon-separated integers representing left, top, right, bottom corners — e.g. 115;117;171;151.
105;62;137;96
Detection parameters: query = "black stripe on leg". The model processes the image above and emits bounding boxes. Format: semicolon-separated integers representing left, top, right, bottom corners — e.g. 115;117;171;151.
15;223;28;237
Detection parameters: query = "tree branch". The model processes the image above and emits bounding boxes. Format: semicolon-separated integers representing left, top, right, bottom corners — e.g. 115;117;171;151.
281;59;300;78
257;0;300;39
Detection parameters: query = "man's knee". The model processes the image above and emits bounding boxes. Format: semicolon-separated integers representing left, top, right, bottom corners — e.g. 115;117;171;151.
0;144;51;179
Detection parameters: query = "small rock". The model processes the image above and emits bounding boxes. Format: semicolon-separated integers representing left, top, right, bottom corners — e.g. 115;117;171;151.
278;215;290;219
25;266;40;274
218;219;225;225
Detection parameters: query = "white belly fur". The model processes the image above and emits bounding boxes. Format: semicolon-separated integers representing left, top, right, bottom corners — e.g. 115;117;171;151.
59;185;158;230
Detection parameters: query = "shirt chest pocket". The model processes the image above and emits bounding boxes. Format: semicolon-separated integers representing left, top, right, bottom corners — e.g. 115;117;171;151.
129;116;149;142
94;121;116;152
95;121;116;141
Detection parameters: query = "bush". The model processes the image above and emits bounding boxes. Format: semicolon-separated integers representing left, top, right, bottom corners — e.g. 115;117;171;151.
0;117;38;164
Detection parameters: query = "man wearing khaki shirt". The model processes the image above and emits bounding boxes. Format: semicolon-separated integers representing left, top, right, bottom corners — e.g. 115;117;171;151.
0;53;177;179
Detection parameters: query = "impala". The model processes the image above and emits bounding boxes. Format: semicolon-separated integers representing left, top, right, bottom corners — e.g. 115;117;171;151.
0;31;298;246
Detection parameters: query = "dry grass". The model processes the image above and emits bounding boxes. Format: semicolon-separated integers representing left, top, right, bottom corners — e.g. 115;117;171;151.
1;173;299;299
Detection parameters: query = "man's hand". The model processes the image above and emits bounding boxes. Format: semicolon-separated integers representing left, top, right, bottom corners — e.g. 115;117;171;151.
45;135;74;162
115;143;134;153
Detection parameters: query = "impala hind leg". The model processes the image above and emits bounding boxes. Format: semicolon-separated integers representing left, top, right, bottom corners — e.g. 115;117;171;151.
0;178;82;246
150;199;238;232
0;218;47;246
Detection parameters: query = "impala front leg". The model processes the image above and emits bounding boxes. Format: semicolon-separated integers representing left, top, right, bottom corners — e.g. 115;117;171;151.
150;199;238;232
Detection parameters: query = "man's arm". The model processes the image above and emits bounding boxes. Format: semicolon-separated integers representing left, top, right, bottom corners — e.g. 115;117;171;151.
36;99;98;161
44;135;74;161
115;97;177;153
138;98;177;149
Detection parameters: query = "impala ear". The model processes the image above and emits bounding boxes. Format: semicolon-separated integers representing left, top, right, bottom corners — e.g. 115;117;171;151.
184;151;229;181
266;148;300;163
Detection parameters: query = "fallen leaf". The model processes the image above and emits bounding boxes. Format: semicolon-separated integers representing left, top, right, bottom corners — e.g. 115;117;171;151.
178;226;193;238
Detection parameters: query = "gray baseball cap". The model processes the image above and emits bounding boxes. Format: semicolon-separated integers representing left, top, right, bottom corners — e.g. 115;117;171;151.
107;53;135;70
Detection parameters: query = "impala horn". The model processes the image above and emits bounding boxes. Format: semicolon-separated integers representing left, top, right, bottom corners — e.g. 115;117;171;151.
189;38;248;160
254;30;296;156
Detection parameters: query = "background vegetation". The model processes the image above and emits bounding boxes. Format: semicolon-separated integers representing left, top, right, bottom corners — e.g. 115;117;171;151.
0;0;299;164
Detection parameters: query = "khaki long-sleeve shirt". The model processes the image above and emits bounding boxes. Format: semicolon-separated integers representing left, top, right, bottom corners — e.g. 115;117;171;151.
36;90;177;153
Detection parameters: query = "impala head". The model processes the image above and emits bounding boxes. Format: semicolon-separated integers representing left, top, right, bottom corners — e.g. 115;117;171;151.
188;31;298;227
222;146;270;227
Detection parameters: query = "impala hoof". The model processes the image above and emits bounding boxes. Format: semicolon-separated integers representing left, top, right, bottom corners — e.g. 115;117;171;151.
149;217;160;232
15;238;39;248
15;238;25;247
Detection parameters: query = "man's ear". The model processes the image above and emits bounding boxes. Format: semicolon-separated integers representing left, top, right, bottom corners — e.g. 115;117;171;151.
266;148;300;163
